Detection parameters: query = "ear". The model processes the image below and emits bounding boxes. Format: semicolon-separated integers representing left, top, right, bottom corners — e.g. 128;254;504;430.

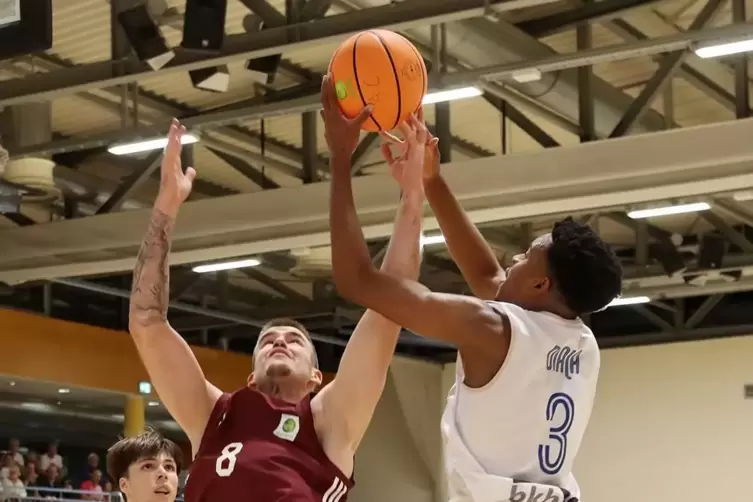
534;276;552;291
308;369;323;393
247;372;256;388
119;477;129;494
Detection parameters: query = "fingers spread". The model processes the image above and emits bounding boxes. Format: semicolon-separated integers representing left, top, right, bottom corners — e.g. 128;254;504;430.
379;131;403;145
380;142;396;164
417;106;425;123
397;120;415;142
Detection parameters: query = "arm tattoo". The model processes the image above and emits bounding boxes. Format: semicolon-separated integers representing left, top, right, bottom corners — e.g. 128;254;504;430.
130;208;175;326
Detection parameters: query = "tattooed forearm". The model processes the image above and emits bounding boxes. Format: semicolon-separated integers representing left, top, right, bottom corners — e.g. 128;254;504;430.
129;208;175;327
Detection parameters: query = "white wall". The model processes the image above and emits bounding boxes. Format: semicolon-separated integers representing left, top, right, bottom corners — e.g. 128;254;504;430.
350;357;449;502
576;336;753;502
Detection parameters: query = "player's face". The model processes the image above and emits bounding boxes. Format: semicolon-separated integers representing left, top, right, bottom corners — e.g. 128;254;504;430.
497;234;552;307
252;326;321;389
120;453;179;502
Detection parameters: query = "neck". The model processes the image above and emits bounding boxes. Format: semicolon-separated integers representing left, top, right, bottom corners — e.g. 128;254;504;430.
255;379;310;404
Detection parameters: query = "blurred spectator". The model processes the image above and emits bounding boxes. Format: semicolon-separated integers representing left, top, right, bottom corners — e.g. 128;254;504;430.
39;442;63;472
0;454;13;479
81;469;103;501
24;467;38;487
26;451;38;466
37;463;64;490
61;478;75;500
7;439;24;467
2;465;27;500
102;480;113;502
81;453;102;486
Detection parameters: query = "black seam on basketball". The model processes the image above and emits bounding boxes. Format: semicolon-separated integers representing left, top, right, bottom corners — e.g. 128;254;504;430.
371;30;402;130
352;33;382;131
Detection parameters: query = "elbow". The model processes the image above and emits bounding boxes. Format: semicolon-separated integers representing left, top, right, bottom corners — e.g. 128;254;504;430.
333;263;374;305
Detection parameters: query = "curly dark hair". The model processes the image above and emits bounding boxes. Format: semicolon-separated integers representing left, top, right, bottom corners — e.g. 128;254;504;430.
546;217;623;315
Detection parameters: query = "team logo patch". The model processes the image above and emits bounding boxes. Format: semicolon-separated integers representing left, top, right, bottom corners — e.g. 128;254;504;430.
273;413;300;441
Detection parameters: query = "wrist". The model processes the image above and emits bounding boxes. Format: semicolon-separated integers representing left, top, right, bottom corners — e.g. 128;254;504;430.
423;173;442;190
154;195;180;219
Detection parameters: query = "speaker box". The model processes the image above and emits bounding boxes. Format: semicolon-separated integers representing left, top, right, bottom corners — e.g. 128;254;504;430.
182;0;228;52
0;0;52;61
118;5;175;71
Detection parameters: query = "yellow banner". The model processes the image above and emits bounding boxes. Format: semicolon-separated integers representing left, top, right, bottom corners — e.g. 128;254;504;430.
1;308;333;394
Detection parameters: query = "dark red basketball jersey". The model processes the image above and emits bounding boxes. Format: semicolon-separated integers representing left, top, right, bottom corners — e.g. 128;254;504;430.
184;387;352;502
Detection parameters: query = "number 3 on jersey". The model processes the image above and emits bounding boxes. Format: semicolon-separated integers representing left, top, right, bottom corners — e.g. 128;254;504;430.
216;442;243;477
538;392;575;475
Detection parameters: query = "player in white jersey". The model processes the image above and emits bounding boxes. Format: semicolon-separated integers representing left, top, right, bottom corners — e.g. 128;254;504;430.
320;75;623;502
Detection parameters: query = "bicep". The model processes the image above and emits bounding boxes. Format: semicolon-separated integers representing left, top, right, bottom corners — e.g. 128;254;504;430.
130;323;221;446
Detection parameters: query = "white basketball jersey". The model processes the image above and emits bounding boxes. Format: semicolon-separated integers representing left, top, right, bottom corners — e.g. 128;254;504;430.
441;301;600;502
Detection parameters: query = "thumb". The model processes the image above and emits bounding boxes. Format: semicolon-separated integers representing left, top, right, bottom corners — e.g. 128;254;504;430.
184;166;197;184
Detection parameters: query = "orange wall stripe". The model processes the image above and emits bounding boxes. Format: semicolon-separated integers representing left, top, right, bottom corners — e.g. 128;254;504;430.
0;308;334;394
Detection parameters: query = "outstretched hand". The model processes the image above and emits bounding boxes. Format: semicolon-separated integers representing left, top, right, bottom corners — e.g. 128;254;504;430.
379;110;434;196
320;74;372;163
155;119;196;216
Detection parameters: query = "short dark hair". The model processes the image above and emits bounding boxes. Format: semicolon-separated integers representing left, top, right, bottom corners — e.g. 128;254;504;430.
106;429;183;483
256;318;319;368
547;217;623;315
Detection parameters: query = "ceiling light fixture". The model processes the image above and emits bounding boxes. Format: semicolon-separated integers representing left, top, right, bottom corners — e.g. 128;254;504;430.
57;388;70;394
192;258;262;273
607;296;651;307
695;38;753;59
148;401;160;407
108;133;199;156
422;87;482;105
420;234;446;246
627;202;710;219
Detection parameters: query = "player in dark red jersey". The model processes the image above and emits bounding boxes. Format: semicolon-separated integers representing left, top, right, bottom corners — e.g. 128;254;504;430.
128;117;425;501
106;430;183;502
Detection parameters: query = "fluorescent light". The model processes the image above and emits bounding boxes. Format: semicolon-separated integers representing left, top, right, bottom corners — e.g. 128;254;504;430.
192;258;261;273
57;388;70;394
607;296;650;307
148;401;160;407
108;133;199;156
695;38;753;58
628;202;710;219
420;234;446;246
422;87;482;105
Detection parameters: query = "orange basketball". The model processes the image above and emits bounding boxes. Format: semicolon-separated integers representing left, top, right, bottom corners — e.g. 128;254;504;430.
329;29;427;132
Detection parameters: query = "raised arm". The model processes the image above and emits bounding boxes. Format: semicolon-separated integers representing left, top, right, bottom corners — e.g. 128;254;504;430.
320;76;510;387
315;87;424;454
422;133;506;300
128;119;221;451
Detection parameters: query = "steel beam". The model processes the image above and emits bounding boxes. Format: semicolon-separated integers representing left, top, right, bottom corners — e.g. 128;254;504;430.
608;0;723;138
0;0;538;107
3;118;753;283
483;94;560;148
351;133;379;175
22;17;753;158
440;21;753;87
301;111;318;183
96;151;162;214
605;20;739;113
518;0;661;37
699;211;753;253
733;0;750;119
684;293;723;329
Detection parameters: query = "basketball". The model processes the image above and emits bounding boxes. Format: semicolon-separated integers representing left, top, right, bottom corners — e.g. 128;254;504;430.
328;29;428;132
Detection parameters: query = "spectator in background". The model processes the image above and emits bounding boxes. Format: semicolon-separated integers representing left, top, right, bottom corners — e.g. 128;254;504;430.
102;480;113;502
0;454;13;479
39;442;63;473
81;469;103;501
36;463;64;494
7;439;24;468
2;465;27;501
24;467;38;487
60;479;75;500
82;453;102;486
